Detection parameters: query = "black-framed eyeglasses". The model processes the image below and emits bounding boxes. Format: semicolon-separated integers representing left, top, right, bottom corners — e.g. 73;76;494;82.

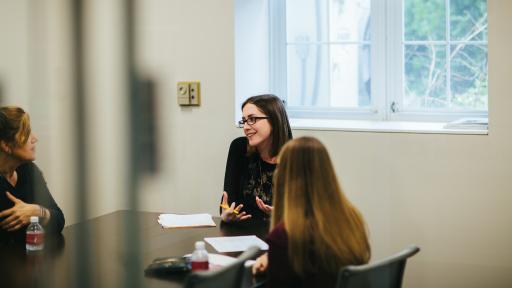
238;116;270;128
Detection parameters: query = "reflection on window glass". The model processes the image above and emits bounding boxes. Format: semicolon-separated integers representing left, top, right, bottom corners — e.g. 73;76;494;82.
329;0;371;42
331;45;371;107
285;0;371;109
287;45;330;107
286;0;328;43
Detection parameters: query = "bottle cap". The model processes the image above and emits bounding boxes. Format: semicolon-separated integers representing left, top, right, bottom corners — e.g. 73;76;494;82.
30;216;39;223
195;241;205;250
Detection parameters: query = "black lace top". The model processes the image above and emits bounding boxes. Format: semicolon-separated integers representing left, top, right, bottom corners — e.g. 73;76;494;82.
223;137;276;221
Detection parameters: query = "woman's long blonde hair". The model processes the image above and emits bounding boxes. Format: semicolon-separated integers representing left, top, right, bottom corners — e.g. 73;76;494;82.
271;136;371;276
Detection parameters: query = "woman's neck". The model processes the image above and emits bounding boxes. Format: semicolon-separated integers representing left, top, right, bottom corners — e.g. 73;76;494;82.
0;154;20;178
258;148;276;164
256;138;277;164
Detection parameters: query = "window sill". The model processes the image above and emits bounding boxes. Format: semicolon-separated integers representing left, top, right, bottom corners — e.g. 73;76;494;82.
290;119;488;135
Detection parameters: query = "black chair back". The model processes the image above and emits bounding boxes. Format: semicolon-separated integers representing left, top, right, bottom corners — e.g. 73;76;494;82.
336;245;420;288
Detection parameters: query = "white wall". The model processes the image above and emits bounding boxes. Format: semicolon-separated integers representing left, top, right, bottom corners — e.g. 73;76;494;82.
0;0;129;225
136;0;512;287
0;0;71;220
136;0;240;214
1;0;510;287
0;0;30;107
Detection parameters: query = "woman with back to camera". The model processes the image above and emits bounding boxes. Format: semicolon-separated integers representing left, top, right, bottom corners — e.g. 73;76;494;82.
220;94;292;222
252;137;371;287
0;106;65;245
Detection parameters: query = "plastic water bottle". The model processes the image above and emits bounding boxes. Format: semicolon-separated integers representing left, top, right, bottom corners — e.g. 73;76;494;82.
191;241;209;271
26;216;45;251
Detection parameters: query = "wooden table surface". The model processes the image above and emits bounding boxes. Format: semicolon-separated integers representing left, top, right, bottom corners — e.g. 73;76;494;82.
0;210;270;288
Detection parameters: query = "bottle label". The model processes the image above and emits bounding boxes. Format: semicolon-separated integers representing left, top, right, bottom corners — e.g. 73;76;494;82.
26;232;45;245
191;260;209;271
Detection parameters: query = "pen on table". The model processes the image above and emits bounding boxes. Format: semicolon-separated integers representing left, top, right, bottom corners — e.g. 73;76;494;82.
220;204;240;214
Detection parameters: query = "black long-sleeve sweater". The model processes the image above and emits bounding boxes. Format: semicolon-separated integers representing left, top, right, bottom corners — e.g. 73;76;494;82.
0;162;65;245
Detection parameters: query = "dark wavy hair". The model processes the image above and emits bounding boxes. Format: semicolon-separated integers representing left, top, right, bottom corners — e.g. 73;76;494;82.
242;94;292;157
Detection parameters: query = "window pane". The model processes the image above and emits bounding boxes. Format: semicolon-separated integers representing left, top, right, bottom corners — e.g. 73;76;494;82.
451;44;488;110
450;0;487;41
330;44;371;107
404;45;447;109
287;44;330;107
286;0;371;109
286;0;329;43
404;0;445;41
329;0;371;42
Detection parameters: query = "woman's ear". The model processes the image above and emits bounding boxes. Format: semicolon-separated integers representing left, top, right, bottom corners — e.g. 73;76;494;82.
0;140;12;154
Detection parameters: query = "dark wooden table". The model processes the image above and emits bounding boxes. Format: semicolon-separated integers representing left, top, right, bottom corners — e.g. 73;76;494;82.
0;210;269;288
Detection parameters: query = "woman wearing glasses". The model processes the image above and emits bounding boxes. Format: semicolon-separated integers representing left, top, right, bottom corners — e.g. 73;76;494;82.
0;106;65;245
220;94;292;222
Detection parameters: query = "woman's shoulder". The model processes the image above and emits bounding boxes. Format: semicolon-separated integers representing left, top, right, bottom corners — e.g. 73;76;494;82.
15;162;45;186
229;137;248;154
230;136;248;147
267;222;288;245
17;161;39;175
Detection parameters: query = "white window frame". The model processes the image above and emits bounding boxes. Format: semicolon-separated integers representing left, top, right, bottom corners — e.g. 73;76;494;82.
268;0;488;124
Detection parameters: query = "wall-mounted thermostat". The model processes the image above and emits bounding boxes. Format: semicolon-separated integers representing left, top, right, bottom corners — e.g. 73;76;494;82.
177;81;201;106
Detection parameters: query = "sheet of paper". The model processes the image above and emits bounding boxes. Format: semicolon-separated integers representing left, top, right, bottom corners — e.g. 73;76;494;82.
157;213;216;228
204;235;269;253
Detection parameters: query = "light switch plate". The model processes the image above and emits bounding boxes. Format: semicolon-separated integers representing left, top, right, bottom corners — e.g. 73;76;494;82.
177;82;190;105
188;81;200;106
177;81;200;106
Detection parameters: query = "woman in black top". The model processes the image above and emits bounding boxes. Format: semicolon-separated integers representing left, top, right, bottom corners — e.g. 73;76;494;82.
0;106;65;245
221;94;292;222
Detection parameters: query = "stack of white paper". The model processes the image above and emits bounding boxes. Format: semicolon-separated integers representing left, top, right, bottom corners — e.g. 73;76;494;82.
204;235;269;253
444;117;488;130
157;213;216;228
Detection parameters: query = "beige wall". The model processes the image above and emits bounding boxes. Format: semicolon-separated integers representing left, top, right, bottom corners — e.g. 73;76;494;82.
0;0;30;107
0;0;129;225
136;0;512;287
1;0;511;287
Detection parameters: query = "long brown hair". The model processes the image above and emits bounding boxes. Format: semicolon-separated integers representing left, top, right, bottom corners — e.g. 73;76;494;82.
242;94;292;157
0;106;31;148
272;137;371;276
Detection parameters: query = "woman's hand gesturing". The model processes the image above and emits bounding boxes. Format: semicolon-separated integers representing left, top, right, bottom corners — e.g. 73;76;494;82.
255;196;273;215
220;191;252;222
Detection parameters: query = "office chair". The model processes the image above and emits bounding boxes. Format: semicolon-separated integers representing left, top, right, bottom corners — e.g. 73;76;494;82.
184;246;260;288
336;245;420;288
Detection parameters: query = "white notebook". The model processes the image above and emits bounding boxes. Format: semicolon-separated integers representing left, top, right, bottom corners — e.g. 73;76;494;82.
157;213;216;228
204;235;269;253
